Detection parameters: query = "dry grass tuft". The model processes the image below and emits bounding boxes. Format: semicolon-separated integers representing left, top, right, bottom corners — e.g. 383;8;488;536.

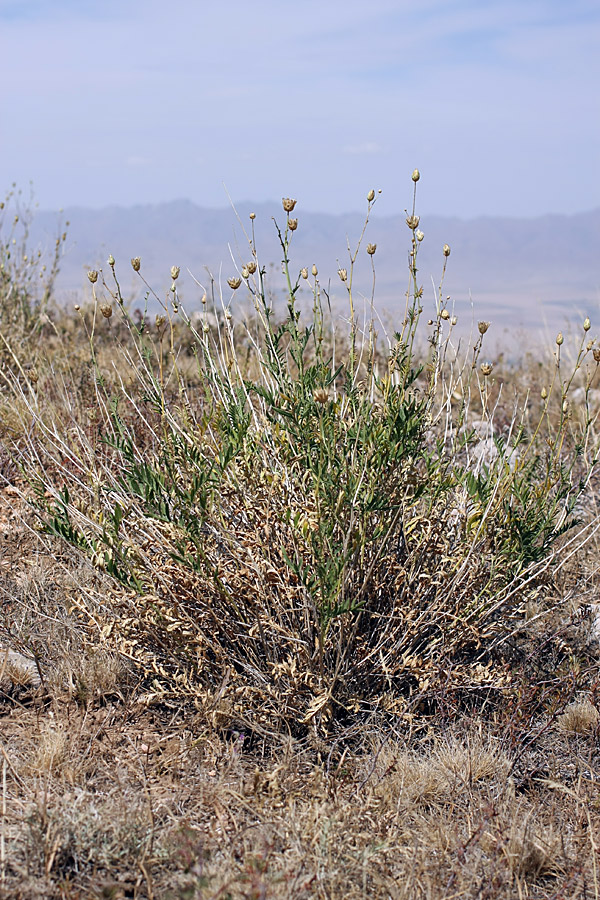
557;698;600;734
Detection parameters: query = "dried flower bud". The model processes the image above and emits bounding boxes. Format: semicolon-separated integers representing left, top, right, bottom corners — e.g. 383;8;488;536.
587;340;595;351
203;323;210;333
366;243;377;256
87;270;98;284
440;309;450;320
541;387;548;400
108;254;115;267
312;264;318;277
131;257;141;272
74;304;80;311
556;332;564;346
282;198;297;212
29;369;39;384
451;316;457;326
171;265;180;281
427;319;434;325
412;169;421;182
249;212;256;220
313;388;329;404
301;267;309;279
367;189;375;202
480;361;493;377
225;309;232;320
416;230;424;242
227;276;242;290
443;244;451;257
594;348;600;362
406;215;420;230
201;293;207;304
478;321;490;335
155;314;166;329
562;398;569;414
583;317;591;331
171;282;177;292
100;303;113;318
338;268;348;282
288;218;298;231
246;261;257;275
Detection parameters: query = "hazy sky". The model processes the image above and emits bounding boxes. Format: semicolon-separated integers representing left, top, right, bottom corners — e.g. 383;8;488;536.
2;0;599;218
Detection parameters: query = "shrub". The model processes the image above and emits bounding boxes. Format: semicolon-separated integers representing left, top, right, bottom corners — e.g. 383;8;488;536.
10;176;599;738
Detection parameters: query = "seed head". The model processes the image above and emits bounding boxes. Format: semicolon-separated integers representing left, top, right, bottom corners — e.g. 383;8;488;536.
108;254;115;267
201;293;207;304
301;267;309;279
171;282;177;292
584;317;591;332
313;388;329;404
249;212;256;220
87;270;98;284
225;309;232;321
203;323;210;333
440;308;450;320
171;265;180;281
451;316;457;326
443;244;451;257
100;304;113;319
74;304;80;311
556;332;564;346
282;198;297;213
131;257;141;272
338;268;348;282
288;218;298;231
416;230;424;242
594;348;600;362
412;168;421;182
367;189;375;202
366;243;377;256
406;215;420;231
478;321;490;335
312;264;318;277
541;387;548;400
29;369;39;384
562;398;569;415
480;361;493;377
227;276;242;290
155;314;166;329
246;261;257;274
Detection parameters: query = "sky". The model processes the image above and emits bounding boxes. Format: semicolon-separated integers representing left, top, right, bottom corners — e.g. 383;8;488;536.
1;0;599;219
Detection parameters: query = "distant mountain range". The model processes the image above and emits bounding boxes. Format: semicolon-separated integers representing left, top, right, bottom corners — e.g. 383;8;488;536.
28;200;600;336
